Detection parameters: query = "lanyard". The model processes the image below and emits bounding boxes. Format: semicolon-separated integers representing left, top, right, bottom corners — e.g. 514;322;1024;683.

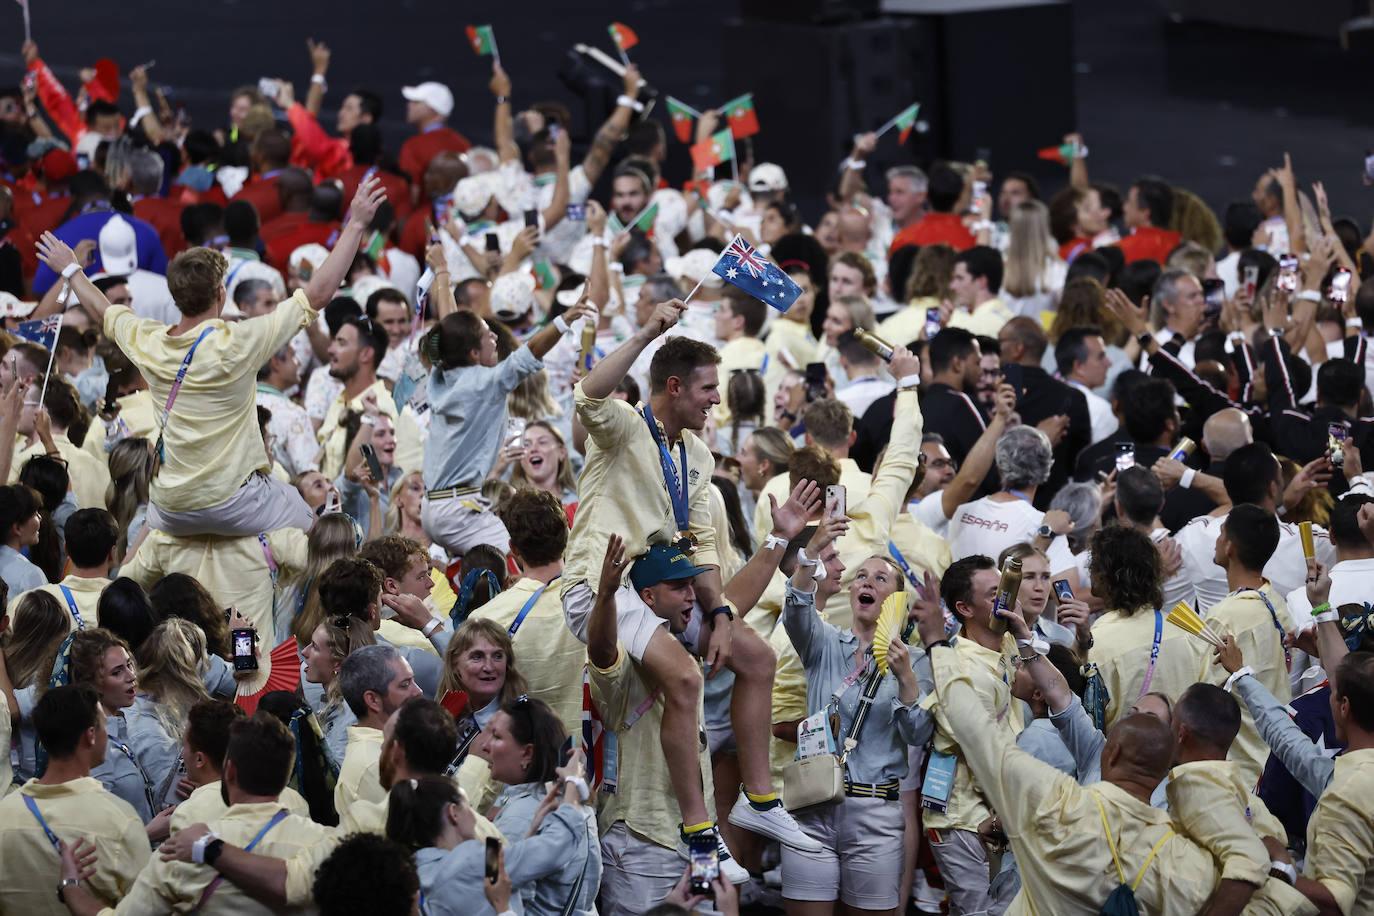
1138;609;1164;698
258;533;278;623
508;577;559;638
109;736;158;816
640;402;691;543
196;809;288;910
155;326;216;463
887;541;921;589
1238;587;1293;671
22;794;62;852
1006;489;1032;503
57;585;84;631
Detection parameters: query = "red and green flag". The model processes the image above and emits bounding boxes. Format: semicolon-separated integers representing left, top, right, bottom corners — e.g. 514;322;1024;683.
691;129;735;173
466;24;498;58
892;103;920;144
720;93;759;140
532;260;559;290
1037;140;1087;165
608;22;639;52
609;201;659;236
665;96;698;144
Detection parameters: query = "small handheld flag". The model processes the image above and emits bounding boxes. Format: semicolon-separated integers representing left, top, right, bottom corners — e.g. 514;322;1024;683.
16;0;30;43
720;93;759;140
465;24;499;62
1037;140;1088;165
709;234;802;313
875;102;921;145
608;201;658;237
17;314;61;352
665;96;699;144
608;22;639;64
690;128;735;173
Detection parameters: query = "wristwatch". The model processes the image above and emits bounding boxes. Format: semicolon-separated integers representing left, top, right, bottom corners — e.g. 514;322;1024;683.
57;878;81;902
1035;524;1054;540
191;830;222;864
710;604;734;621
203;838;225;868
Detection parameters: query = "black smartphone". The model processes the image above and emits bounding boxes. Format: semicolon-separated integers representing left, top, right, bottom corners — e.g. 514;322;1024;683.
1052;579;1073;603
524;209;539;229
485;836;501;883
231;627;258;671
1201;278;1225;319
687;833;719;897
560;735;574;764
804;362;828;403
485;232;500;252
1002;364;1024;401
360;443;384;485
1115;441;1135;471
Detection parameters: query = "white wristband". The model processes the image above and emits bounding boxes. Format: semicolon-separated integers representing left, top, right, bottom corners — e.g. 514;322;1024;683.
1296;289;1322;303
763;534;787;552
616;95;645;112
1347;317;1364;330
843;158;866;171
591;237;608;249
897;374;920;389
359;414;377;427
563;775;590;801
1314;610;1339;625
61;262;81;279
130;105;153;127
422;617;444;638
1223;666;1254;693
311;74;327;87
795;547;820;568
1179;467;1197;489
1015;636;1050;656
191;831;220;865
553;314;570;334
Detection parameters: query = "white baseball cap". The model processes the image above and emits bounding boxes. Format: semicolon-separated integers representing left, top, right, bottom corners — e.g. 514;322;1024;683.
453;174;494;220
748;163;788;193
289;243;331;277
665;247;723;290
0;292;37;319
402;82;454;119
491;272;537;323
98;214;138;276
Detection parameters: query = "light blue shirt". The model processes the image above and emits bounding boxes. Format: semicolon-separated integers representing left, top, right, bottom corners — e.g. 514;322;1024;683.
124;695;182;810
337;465;404;529
0;544;47;597
91;713;156;823
415;805;587;916
422;346;543;490
492;783;602;915
781;582;933;784
1235;672;1334;798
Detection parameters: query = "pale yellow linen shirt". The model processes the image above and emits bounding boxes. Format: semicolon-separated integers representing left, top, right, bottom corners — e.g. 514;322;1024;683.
0;777;150;916
9;574;110;632
100;801;334;915
1089;605;1208;729
1165;760;1272;887
713;335;767;427
316;378;399;480
589;646;714;850
334;724;386;813
888;508;953;584
752;459;872;550
470;576;586;738
1304;747;1374;916
876;297;941;349
102;290;316;514
564;386;719;595
168;780;309;833
1200;584;1294;786
920;633;1023;834
945;297;1015;339
10;432;110;511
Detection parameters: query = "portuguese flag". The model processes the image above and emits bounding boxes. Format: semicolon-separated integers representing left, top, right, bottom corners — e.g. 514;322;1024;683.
720;93;759;140
893;103;920;145
466;24;497;57
608;22;639;52
691;129;735;173
666;96;697;144
609;202;659;236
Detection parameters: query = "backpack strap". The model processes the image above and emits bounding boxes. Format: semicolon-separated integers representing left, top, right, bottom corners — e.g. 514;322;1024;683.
1091;792;1127;886
1131;828;1174;892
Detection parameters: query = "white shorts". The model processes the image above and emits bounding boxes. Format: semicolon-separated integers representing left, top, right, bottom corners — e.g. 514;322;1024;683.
562;580;703;663
782;794;905;909
421;494;509;557
147;472;315;537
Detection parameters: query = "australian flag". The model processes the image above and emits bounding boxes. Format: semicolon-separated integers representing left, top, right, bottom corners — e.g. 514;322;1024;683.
16;314;62;351
712;234;802;313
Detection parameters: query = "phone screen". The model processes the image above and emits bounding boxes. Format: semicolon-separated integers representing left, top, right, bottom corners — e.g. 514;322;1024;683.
1201;278;1225;317
485;837;501;882
925;307;942;339
1329;422;1349;443
524;209;539;229
804;363;827;403
360;443;384;484
485;232;501;253
1331;269;1353;303
688;834;719;896
1278;255;1299;292
1115;442;1135;471
232;628;257;671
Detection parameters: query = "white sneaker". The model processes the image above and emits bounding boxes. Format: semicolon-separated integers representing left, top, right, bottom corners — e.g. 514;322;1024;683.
676;825;751;885
727;794;824;852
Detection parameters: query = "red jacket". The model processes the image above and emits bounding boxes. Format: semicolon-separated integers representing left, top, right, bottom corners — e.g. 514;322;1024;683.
133;197;188;257
398;127;470;190
337;164;412;225
889;212;976;257
264;219;340;272
230;173;285;225
1114;226;1181;265
286;103;352;180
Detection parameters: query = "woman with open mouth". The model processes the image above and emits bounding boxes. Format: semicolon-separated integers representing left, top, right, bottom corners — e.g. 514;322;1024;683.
504;420;579;519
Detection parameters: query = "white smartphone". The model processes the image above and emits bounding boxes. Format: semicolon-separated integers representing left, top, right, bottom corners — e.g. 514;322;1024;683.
825;485;846;520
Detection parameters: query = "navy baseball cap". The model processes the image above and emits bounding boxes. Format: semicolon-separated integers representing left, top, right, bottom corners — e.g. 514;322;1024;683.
629;543;710;591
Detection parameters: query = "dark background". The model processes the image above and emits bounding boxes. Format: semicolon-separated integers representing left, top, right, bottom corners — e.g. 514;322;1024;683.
4;0;1374;229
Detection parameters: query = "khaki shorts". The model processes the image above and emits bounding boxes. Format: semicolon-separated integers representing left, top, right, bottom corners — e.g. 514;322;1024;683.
147;472;315;537
598;822;691;916
421;494;509;557
782;794;905;909
562;580;702;663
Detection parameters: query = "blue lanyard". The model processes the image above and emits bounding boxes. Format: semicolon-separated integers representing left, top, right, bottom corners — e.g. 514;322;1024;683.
641;402;691;539
57;585;83;631
1007;489;1032;503
1139;609;1164;697
509;577;559;638
22;794;62;852
197;809;289;909
1239;587;1293;670
886;541;920;588
155;326;216;463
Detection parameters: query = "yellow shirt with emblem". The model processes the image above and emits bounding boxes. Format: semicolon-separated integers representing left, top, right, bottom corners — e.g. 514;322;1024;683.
104;801;335;915
1199;584;1294;786
9;574;110;633
102;290;316;514
565;386;719;595
470;576;586;739
0;777;150;916
168;780;310;833
10;431;111;511
1089;605;1208;729
1304;747;1374;916
335;724;387;813
919;632;1022;833
590;646;714;850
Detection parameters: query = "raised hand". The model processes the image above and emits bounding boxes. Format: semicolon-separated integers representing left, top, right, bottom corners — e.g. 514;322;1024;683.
598;534;627;597
348;175;388;228
308;38;331;75
35;232;78;275
585;199;607;237
1103;286;1148;337
890;345;920;381
489;63;511;99
642;298;687;338
769;478;822;540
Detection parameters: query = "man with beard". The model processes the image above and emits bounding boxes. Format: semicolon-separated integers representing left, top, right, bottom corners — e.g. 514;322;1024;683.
315;313;392;480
